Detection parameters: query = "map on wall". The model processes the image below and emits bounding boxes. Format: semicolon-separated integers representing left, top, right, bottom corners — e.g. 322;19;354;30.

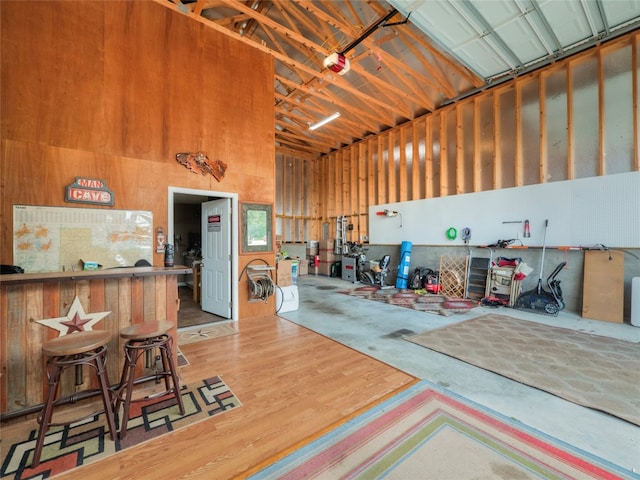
13;205;153;273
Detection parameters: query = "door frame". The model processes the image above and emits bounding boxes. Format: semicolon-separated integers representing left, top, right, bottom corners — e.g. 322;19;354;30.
168;186;239;322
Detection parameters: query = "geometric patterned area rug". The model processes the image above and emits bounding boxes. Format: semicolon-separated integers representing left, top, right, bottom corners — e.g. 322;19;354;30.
1;376;241;480
338;286;478;317
406;314;640;426
249;380;636;479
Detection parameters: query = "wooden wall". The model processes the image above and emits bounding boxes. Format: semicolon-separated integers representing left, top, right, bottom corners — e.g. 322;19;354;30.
276;31;639;244
0;1;276;319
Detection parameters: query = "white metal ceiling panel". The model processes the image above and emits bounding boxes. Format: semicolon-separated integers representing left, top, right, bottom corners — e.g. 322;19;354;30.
390;0;640;82
486;8;547;64
603;0;640;27
458;40;511;78
407;1;477;48
536;1;598;46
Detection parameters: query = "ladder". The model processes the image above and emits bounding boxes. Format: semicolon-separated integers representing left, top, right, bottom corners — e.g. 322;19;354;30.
336;216;347;255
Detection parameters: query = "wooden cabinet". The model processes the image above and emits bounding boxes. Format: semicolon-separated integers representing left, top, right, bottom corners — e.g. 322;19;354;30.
582;250;624;323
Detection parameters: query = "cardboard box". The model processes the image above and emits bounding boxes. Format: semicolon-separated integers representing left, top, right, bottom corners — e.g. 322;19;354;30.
306;240;319;257
277;259;294;286
319;249;338;262
297;258;308;276
281;242;306;259
319;239;335;251
318;259;340;276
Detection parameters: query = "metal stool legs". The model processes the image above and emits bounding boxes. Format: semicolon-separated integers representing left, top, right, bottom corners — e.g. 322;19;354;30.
32;345;116;468
114;333;184;439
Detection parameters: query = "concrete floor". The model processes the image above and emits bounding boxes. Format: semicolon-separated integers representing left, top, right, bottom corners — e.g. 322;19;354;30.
278;274;640;475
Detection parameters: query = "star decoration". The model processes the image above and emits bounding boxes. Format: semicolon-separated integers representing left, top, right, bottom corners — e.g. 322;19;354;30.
36;296;110;336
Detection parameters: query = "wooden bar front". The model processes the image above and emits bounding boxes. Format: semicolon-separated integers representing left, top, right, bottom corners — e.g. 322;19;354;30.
0;266;189;416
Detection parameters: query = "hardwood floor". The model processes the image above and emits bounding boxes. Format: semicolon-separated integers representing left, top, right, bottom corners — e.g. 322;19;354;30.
178;285;225;328
16;315;416;479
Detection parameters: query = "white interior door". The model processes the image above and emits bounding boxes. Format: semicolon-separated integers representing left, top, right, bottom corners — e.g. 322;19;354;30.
201;198;231;318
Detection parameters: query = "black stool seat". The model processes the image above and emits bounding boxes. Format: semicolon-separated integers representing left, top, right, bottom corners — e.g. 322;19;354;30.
33;330;117;468
113;320;185;439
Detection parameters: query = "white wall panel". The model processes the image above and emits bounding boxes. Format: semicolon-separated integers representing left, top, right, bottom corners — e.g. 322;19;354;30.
369;171;639;248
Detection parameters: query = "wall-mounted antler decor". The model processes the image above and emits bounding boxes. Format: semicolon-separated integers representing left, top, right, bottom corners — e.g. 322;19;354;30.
176;152;227;181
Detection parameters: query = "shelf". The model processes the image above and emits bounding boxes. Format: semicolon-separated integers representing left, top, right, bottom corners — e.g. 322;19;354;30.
467;256;490;301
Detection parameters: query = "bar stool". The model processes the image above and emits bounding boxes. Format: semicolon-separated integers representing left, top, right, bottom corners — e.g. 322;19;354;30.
33;330;117;468
113;320;184;439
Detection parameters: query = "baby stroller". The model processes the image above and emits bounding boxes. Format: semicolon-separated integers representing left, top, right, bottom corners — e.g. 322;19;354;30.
359;255;391;286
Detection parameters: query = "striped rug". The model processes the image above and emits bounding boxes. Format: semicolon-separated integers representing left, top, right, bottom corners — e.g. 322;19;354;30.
249;380;635;480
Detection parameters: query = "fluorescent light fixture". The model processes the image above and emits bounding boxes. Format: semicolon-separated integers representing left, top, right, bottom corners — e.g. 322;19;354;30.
309;112;340;131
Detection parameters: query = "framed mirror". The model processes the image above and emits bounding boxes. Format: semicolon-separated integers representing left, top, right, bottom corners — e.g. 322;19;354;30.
241;203;273;253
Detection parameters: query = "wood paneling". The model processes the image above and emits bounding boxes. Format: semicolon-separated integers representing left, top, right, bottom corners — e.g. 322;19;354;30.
1;1;275;320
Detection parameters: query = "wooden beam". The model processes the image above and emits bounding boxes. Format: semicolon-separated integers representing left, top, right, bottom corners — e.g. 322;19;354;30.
399;127;407;202
473;97;481;192
341;150;349;219
411;121;421;200
299;0;437;110
456;105;464;195
219;0;410;120
376;136;385;204
493;92;501;190
425;115;433;198
275;75;382;133
539;74;547;183
158;0;402;138
358;143;367;241
440;113;448;196
292;1;422;116
514;82;523;186
393;34;457;100
386;10;484;90
275;144;317;159
566;62;575;179
387;132;396;203
367;138;376;212
350;148;358;225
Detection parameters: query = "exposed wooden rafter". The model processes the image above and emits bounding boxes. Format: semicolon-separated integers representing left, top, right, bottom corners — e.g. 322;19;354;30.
158;0;485;156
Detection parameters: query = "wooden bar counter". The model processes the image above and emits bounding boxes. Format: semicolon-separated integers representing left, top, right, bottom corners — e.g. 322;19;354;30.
0;266;190;417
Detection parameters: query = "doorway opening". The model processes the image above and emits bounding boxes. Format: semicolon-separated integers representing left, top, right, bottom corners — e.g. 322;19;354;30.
168;187;239;330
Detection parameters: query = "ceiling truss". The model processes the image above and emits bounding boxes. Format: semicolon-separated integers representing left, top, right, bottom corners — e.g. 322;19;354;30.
156;0;640;157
